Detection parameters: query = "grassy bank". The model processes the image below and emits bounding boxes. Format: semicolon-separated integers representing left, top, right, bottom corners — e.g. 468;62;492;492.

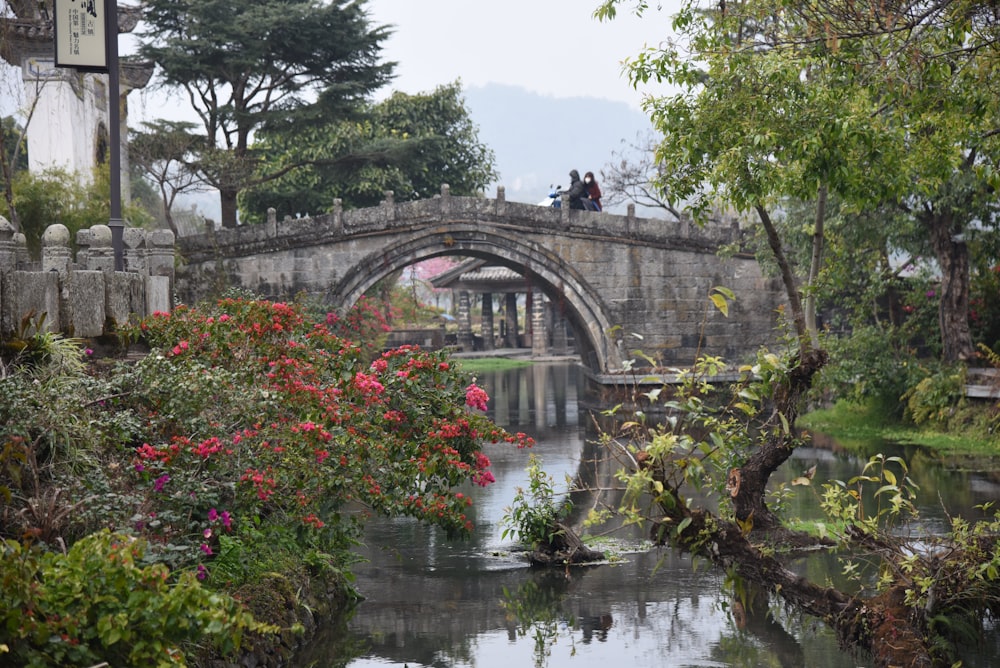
454;357;534;373
799;400;1000;458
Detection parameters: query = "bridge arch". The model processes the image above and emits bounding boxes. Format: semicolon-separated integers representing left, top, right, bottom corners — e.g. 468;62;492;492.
329;225;622;373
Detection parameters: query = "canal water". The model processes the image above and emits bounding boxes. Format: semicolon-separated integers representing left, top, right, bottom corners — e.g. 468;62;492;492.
294;362;1000;668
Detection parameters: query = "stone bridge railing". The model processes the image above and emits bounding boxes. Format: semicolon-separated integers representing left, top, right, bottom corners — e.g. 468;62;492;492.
177;185;744;265
0;217;175;339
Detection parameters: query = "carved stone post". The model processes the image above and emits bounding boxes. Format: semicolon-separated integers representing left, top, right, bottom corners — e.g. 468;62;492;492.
0;216;19;272
85;225;115;273
123;227;147;274
41;224;73;277
332;198;343;235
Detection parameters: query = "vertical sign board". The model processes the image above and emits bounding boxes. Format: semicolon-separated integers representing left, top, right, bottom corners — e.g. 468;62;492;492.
53;0;108;72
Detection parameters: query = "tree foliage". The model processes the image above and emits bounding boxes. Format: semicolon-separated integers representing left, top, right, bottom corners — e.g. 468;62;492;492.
238;83;498;222
129;119;207;236
597;0;1000;363
137;0;395;228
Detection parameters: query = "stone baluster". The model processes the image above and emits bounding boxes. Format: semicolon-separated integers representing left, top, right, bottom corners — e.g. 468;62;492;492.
14;233;29;268
147;229;175;281
560;192;570;227
331;198;343;235
146;229;175;315
41;224;73;277
266;207;277;238
495;185;506;216
85;225;115;273
381;190;395;222
0;216;17;272
123;227;147;274
439;183;451;215
76;228;93;268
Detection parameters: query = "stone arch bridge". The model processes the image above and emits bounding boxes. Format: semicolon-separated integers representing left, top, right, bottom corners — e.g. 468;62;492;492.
175;186;788;375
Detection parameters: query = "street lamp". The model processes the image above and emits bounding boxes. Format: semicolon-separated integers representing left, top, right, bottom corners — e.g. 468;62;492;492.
105;0;124;271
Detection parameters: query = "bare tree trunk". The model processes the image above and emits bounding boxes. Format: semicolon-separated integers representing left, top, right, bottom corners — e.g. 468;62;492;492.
755;204;808;347
220;187;239;229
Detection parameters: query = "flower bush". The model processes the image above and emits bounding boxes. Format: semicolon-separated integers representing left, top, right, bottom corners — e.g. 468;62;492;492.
1;298;533;665
120;298;533;577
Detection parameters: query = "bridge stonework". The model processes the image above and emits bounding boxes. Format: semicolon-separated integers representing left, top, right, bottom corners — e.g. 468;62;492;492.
176;187;788;374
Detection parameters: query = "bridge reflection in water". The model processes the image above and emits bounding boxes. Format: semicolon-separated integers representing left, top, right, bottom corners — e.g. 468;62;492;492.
294;362;873;668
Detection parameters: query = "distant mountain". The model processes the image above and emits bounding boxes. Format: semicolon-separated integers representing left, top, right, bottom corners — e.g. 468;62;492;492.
462;83;657;213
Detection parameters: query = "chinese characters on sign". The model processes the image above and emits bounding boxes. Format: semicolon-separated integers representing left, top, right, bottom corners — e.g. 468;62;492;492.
54;0;108;71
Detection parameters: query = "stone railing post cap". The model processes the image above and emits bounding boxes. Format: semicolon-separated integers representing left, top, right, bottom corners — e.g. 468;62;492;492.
42;224;72;246
149;229;175;246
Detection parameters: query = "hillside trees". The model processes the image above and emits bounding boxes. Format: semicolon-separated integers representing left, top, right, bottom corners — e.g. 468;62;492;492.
238;83;498;222
137;0;394;229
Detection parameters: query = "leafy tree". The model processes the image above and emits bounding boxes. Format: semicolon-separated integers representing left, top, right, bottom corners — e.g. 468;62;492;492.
602;0;1000;363
129;119;207;236
137;0;394;229
238;83;498;222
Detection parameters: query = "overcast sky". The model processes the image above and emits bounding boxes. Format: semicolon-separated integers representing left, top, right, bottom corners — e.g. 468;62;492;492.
366;0;677;110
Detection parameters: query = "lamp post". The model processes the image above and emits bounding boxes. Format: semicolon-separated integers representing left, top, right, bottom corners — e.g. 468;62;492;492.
105;0;124;271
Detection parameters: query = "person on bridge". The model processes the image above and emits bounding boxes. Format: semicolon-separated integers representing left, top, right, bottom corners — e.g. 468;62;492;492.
565;170;588;210
584;171;602;211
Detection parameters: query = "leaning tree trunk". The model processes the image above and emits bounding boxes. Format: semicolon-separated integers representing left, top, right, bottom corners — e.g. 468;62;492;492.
924;208;974;363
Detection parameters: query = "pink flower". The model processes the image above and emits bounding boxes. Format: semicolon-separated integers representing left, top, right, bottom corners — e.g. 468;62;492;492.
196;564;208;580
200;543;212;556
465;383;489;411
153;474;170;492
208;508;219;522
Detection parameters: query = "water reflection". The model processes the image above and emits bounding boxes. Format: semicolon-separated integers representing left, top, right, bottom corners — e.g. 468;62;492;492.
294;362;998;668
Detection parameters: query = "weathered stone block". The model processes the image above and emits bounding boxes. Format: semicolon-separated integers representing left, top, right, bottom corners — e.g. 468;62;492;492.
2;271;60;335
146;275;171;315
68;271;107;337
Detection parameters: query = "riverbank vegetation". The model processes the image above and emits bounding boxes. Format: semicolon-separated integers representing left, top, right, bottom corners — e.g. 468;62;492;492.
574;2;1000;665
0;299;532;666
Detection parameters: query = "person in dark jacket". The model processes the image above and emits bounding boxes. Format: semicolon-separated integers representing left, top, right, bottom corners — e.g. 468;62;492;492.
565;169;588;210
584;171;602;211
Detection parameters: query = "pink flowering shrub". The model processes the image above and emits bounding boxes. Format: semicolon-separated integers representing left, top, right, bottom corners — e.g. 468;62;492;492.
122;299;533;579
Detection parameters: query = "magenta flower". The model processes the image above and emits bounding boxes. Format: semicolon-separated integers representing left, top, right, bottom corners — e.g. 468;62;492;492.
196;564;208;580
200;543;212;556
153;474;170;492
208;508;219;522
